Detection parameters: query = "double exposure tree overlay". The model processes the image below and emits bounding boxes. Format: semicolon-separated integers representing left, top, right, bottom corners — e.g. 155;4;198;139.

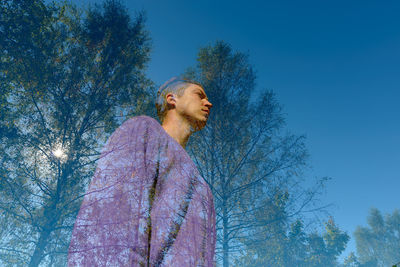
234;217;349;266
0;0;153;265
354;208;400;267
184;41;330;267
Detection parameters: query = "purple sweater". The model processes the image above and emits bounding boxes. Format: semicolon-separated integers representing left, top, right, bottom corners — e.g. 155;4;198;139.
68;116;216;266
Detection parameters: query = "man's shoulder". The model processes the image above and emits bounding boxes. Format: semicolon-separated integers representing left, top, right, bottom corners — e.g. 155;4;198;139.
120;115;161;132
105;116;162;145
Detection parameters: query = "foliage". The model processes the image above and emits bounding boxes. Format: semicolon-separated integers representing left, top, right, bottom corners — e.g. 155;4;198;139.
234;216;349;267
343;252;362;267
354;208;400;267
184;41;330;267
0;0;152;266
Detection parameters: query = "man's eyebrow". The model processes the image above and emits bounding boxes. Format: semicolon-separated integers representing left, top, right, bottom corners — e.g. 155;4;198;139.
194;88;208;98
195;88;206;96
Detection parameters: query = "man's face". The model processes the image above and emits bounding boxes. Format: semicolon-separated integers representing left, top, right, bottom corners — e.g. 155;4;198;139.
174;84;212;131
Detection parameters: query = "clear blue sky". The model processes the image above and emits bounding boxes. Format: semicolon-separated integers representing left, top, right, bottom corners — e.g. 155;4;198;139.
71;0;400;260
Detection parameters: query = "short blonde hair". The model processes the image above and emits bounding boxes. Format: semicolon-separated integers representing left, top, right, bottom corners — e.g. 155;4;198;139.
156;77;203;123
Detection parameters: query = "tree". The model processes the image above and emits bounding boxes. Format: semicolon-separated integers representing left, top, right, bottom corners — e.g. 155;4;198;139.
0;0;153;265
233;192;299;267
305;218;349;267
343;252;361;267
184;41;329;267
234;215;349;267
354;208;400;267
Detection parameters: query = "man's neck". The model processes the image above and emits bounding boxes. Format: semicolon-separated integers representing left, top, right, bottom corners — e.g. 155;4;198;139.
161;114;192;149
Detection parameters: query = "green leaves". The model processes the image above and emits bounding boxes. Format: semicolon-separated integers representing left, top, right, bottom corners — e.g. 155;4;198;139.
184;41;332;267
0;0;152;265
354;208;400;267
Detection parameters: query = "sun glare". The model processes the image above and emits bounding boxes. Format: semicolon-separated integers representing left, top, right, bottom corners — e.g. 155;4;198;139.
53;148;64;158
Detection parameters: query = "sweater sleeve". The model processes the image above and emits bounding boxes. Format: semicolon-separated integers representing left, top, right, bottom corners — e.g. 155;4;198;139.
68;116;216;266
205;187;217;267
68;116;160;266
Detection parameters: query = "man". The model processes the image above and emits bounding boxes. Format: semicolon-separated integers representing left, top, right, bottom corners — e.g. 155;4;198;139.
68;77;215;266
157;77;212;148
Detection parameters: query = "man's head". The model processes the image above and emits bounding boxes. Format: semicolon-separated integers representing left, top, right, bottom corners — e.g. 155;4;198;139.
156;77;212;131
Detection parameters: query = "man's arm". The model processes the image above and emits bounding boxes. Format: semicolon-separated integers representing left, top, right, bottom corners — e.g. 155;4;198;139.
68;115;216;266
68;116;159;266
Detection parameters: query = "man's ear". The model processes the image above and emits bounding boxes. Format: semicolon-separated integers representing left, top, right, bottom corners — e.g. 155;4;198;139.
166;93;177;107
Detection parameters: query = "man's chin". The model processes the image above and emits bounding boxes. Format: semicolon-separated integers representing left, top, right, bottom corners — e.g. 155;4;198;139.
185;114;208;132
191;119;207;132
195;121;207;131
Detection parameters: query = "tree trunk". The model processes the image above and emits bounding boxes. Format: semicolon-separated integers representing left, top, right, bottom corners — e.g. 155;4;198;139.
28;163;66;267
222;197;229;267
28;207;58;267
28;226;51;267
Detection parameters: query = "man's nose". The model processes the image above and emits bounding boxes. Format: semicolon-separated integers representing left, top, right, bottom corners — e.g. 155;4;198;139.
205;100;212;109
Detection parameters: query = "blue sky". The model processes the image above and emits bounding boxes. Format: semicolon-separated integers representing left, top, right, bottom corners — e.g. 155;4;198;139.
71;0;400;260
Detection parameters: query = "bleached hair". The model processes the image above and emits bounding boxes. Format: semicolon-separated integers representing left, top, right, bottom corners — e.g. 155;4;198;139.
155;77;203;123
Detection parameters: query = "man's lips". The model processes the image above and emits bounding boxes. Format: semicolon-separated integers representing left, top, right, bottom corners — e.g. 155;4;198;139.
202;110;209;118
